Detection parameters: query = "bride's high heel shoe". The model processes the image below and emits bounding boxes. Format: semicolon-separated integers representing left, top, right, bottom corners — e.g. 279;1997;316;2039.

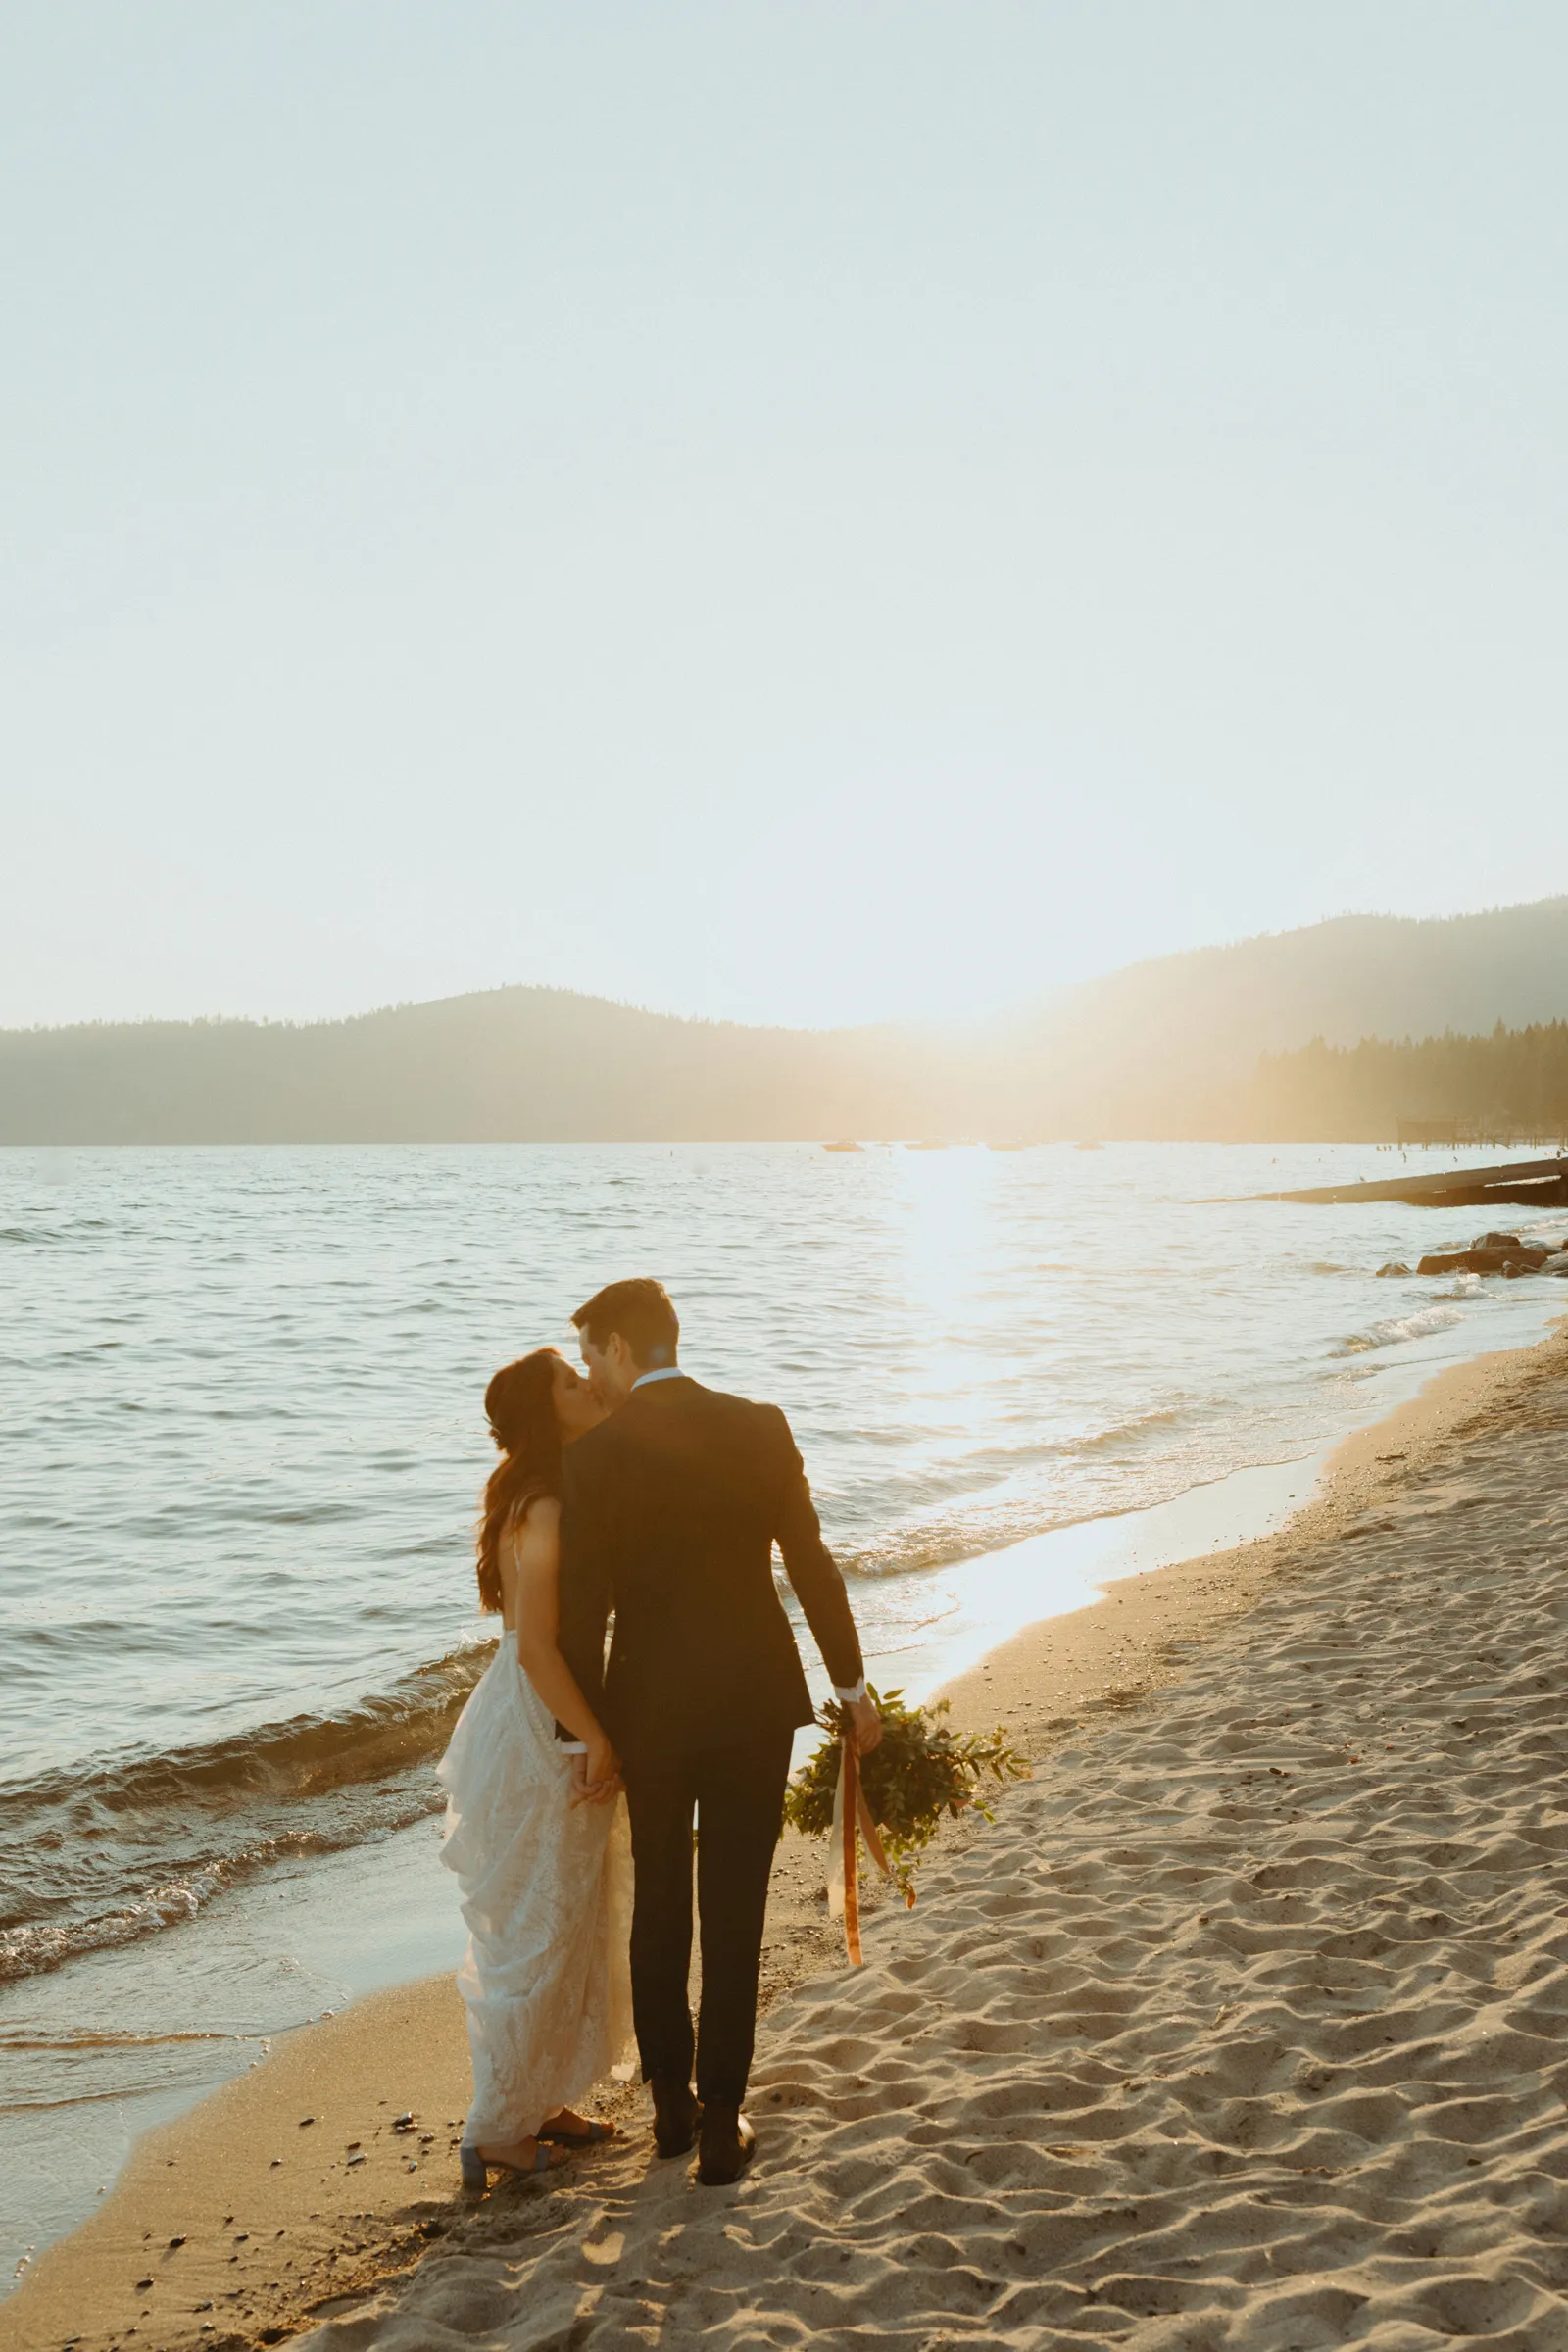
460;2139;565;2191
537;2110;616;2147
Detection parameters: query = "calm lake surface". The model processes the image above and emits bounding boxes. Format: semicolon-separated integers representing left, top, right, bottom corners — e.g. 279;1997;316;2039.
2;1140;1565;2283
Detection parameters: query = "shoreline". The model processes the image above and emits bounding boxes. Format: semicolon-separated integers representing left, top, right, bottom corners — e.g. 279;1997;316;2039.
7;1322;1562;2352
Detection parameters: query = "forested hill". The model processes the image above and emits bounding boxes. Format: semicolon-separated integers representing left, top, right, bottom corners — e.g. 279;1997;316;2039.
1001;897;1568;1137
0;989;962;1144
4;897;1568;1142
1240;1021;1568;1144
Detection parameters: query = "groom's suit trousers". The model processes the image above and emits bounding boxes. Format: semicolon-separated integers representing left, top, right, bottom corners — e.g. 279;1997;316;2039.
621;1728;795;2107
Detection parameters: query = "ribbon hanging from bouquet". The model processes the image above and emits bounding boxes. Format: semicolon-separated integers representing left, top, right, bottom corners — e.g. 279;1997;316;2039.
825;1736;905;1966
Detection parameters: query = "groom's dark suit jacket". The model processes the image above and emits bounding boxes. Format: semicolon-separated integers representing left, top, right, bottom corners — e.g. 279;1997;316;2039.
557;1375;863;1762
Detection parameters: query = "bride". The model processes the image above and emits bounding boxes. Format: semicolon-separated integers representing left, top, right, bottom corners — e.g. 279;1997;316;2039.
439;1348;633;2187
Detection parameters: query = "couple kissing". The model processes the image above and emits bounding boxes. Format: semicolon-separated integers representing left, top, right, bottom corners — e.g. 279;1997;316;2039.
437;1277;881;2190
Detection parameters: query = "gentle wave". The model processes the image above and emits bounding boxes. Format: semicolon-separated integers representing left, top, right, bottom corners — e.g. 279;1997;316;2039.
832;1409;1192;1580
0;1642;491;1824
0;1644;494;1983
1333;1302;1466;1356
0;1802;445;1984
1075;1405;1185;1453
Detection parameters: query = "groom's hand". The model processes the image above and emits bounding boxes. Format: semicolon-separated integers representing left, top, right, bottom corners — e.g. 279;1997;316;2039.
845;1693;882;1757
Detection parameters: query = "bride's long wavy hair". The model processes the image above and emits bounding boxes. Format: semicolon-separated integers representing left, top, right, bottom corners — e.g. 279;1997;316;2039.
475;1348;564;1613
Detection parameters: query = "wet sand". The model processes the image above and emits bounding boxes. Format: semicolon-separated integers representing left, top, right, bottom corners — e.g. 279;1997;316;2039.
7;1327;1566;2352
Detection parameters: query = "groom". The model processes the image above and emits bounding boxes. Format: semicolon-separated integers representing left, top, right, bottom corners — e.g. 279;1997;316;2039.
558;1277;880;2185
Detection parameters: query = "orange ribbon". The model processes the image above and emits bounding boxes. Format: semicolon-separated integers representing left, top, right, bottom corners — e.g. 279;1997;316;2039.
841;1737;862;1965
827;1735;908;1966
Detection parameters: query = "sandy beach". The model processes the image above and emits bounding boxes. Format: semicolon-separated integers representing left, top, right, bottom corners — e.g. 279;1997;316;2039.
10;1323;1568;2352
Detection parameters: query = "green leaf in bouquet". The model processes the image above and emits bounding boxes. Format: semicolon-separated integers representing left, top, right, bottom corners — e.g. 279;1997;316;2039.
781;1684;1032;1900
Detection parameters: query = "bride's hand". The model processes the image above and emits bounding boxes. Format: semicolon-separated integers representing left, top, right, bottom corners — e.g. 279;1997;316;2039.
571;1733;621;1807
568;1752;612;1807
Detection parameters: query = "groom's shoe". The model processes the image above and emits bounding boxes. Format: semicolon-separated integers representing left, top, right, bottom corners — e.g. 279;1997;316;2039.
696;2101;756;2187
651;2074;701;2159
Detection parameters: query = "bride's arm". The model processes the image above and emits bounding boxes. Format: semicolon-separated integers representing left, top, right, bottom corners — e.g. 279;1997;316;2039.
512;1498;617;1778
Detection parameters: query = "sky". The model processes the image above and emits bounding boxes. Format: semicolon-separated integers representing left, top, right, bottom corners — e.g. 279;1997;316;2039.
2;3;1565;1033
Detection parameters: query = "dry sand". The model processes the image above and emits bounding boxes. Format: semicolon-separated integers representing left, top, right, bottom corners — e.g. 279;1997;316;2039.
10;1329;1568;2351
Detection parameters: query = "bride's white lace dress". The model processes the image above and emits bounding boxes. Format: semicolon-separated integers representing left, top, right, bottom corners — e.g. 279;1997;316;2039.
438;1614;633;2144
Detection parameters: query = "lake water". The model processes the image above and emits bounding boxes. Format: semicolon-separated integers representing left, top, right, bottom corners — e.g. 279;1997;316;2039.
3;1139;1565;2285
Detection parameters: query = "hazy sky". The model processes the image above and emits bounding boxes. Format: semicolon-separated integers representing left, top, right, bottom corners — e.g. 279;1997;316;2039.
4;3;1565;1032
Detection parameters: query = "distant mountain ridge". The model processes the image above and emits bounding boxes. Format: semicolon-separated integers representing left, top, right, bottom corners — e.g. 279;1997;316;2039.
0;989;955;1144
1006;896;1568;1136
5;897;1568;1142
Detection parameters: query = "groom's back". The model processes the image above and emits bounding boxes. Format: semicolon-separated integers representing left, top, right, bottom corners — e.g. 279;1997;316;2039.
559;1375;846;1760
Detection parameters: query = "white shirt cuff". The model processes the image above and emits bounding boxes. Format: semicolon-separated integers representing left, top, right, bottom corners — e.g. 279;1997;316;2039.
559;1740;589;1754
833;1679;868;1704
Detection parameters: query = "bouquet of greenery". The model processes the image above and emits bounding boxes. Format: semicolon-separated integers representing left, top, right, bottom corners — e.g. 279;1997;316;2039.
784;1685;1031;1907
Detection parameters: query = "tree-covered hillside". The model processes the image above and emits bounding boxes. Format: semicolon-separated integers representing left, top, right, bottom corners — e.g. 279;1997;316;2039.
1242;1021;1568;1144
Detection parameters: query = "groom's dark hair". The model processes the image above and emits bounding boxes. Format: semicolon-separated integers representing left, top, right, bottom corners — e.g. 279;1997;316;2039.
572;1277;680;1370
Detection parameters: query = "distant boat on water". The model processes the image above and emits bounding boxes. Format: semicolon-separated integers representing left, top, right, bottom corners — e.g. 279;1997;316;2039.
822;1140;863;1152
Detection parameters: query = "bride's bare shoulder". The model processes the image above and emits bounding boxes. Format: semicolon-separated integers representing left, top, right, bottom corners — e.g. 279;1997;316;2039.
510;1492;562;1541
